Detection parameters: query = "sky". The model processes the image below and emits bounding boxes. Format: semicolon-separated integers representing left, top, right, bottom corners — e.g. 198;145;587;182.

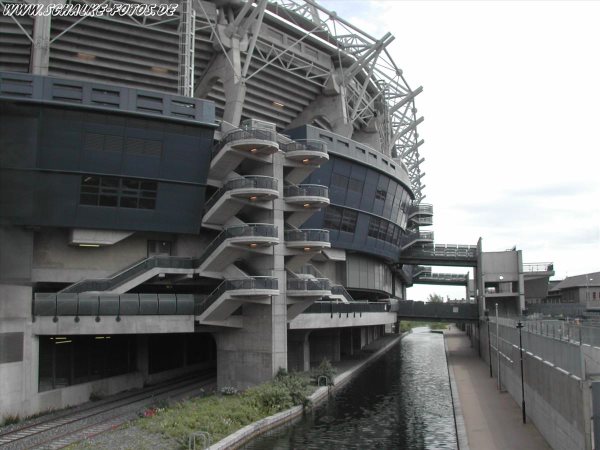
321;0;600;300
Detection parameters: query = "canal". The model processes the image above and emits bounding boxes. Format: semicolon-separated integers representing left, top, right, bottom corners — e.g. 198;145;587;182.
244;328;456;449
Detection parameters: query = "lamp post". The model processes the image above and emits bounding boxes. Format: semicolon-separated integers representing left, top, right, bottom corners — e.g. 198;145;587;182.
496;303;500;390
585;275;593;304
486;316;492;377
516;320;526;424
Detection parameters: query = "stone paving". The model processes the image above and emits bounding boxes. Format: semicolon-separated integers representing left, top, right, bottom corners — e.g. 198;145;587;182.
445;325;551;450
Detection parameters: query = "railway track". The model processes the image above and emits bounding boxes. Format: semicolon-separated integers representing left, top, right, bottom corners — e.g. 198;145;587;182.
0;370;216;450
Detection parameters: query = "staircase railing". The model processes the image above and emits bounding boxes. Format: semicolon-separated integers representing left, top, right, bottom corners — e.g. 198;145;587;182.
61;223;277;293
194;277;278;316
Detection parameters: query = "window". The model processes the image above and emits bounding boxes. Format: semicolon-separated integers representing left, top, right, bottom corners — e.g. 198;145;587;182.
340;209;358;233
80;175;157;210
367;215;402;246
375;188;386;201
368;216;380;238
331;173;349;190
324;206;358;233
347;177;364;193
324;206;343;229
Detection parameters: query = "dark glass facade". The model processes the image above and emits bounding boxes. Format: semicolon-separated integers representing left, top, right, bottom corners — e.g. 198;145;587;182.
0;102;215;233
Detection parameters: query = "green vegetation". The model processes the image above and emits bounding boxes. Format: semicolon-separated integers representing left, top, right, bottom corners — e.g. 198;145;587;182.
1;414;20;427
400;321;448;332
137;370;314;447
427;293;444;303
311;358;336;386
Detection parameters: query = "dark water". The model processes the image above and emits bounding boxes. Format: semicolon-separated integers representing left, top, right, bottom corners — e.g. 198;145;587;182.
244;329;456;450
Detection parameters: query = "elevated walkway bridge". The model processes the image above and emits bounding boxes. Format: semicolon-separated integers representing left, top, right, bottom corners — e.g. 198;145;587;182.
412;266;469;286
398;243;478;267
393;300;478;322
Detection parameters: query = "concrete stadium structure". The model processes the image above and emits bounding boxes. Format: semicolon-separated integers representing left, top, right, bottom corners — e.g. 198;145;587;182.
0;0;566;428
0;0;432;418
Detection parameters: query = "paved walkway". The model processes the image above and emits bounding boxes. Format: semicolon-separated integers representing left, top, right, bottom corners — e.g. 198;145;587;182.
445;325;551;450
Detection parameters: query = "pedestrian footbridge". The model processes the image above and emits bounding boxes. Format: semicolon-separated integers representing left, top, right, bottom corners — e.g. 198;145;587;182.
393;300;478;322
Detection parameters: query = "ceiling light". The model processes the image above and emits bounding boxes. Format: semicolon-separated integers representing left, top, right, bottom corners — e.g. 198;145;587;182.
151;66;168;74
79;244;100;248
272;101;284;108
250;148;258;153
250;243;258;248
76;52;95;61
303;203;311;208
302;158;310;164
250;196;257;201
304;247;311;252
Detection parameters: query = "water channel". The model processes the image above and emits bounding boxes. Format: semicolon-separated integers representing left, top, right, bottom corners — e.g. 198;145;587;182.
244;328;457;449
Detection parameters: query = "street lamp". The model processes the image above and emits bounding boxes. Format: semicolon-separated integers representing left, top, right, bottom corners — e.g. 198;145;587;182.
486;315;492;377
516;320;526;424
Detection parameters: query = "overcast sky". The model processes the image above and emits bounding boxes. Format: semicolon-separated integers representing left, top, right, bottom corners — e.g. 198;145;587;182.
321;0;600;300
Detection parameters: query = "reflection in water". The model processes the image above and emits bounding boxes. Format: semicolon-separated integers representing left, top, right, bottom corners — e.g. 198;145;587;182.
244;329;456;449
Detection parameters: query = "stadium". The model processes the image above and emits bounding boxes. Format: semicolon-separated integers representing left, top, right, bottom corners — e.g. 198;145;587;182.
0;0;434;418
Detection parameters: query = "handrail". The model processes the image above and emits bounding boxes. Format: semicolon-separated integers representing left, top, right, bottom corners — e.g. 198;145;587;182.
408;203;433;217
33;293;195;317
62;224;278;293
298;264;326;279
412;265;432;277
194;277;278;316
402;243;478;259
280;139;327;153
283;184;329;198
410;216;433;226
303;301;389;314
329;285;354;303
287;278;331;291
416;273;469;281
402;231;434;247
213;128;279;156
284;229;330;243
204;176;278;212
523;262;554;272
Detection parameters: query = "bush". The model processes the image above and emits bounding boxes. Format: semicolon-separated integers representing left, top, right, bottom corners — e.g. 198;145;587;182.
313;358;336;386
2;414;20;426
137;371;313;445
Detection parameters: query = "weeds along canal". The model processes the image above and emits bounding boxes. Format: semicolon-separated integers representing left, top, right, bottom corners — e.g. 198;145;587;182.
244;328;457;450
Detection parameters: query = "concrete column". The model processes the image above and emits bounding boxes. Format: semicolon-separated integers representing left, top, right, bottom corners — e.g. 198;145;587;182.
136;335;149;382
287;330;310;372
215;303;281;389
340;327;354;357
0;227;35;417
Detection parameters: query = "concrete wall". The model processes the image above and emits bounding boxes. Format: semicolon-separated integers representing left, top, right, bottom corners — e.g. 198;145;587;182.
345;254;393;295
309;329;341;365
475;319;590;450
31;228;213;283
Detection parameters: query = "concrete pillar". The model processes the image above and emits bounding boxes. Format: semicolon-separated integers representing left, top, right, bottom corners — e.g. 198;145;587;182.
287;330;310;372
215;302;288;389
136;335;149;382
340;327;354;357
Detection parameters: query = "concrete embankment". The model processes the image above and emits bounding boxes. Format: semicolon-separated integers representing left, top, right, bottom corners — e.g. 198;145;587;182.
444;325;551;450
208;333;404;450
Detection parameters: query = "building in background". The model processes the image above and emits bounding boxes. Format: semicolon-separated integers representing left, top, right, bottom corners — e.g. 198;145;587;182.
547;272;600;305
